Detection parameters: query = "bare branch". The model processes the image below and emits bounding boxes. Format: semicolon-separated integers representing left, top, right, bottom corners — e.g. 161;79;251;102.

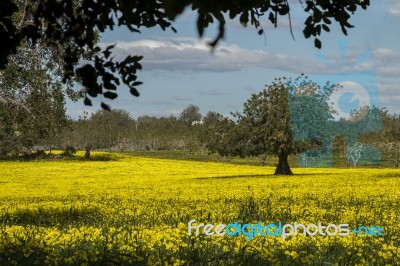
0;93;36;120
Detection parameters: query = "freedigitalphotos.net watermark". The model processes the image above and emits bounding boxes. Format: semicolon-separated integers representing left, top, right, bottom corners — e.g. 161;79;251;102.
187;220;384;241
289;40;382;168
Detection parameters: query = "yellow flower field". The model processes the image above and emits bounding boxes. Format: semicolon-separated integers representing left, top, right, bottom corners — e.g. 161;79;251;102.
0;152;399;265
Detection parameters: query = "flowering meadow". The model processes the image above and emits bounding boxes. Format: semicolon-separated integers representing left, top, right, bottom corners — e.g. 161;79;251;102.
0;152;399;265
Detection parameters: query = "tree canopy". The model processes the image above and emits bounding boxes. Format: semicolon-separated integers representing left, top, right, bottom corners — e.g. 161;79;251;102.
0;40;69;156
179;104;202;125
0;0;370;110
234;75;336;175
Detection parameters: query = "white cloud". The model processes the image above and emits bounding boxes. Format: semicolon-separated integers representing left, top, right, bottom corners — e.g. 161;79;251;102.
378;66;400;77
374;48;400;61
101;38;400;91
370;49;400;78
388;8;400;17
104;38;329;73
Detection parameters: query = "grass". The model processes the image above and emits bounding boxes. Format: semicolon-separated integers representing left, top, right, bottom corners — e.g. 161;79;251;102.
0;152;399;265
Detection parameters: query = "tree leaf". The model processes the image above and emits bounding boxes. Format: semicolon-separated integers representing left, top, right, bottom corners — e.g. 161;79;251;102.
84;97;92;106
239;12;248;27
103;91;118;100
268;12;275;24
130;87;140;97
314;38;322;49
323;17;332;24
322;24;330;32
101;102;111;111
131;81;143;86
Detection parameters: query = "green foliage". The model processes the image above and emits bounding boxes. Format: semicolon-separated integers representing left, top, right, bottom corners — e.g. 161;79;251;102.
199;111;235;158
179;104;202;126
234;75;336;174
66;109;135;157
355;109;400;168
63;109;202;155
0;43;69;157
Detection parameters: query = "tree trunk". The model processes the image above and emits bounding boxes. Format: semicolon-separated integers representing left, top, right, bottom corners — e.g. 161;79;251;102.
261;154;268;165
275;152;293;175
85;147;91;158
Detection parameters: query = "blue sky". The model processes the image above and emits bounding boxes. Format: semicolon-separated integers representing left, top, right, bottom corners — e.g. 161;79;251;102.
67;1;400;120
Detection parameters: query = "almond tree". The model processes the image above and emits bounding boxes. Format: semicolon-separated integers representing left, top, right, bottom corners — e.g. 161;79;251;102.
346;142;365;168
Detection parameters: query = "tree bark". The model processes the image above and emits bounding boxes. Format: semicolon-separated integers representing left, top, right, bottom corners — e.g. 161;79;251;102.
85;147;91;158
274;152;293;175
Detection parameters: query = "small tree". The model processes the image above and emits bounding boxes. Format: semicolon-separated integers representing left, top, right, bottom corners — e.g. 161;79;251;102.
199;111;235;160
373;111;400;168
382;142;400;168
347;142;365;168
179;105;202;126
70;109;134;158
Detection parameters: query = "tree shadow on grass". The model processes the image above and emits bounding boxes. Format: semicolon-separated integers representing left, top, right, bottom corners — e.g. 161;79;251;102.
2;207;107;227
374;172;400;178
195;174;272;180
0;153;117;162
74;155;117;161
195;172;337;179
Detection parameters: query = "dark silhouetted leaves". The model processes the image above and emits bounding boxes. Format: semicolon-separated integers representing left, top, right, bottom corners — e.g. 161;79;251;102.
103;44;116;59
315;38;322;49
130;87;140;97
240;12;249;27
131;81;143;86
268;12;275;25
0;0;19;69
305;1;314;12
84;97;92;106
322;24;330;32
197;14;205;37
323;17;332;24
0;0;371;112
103;91;118;100
101;102;111;111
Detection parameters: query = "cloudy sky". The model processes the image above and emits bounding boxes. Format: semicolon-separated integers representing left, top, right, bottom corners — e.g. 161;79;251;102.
67;1;400;119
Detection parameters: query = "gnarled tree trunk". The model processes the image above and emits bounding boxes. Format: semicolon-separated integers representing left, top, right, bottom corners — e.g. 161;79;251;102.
85;147;91;158
275;152;293;175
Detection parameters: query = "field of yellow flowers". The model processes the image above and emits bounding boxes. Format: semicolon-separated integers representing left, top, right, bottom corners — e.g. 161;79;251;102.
0;152;399;265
